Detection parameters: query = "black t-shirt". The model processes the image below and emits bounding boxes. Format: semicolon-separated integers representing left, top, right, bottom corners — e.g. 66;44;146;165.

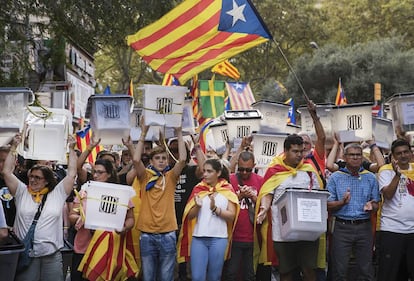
174;165;201;226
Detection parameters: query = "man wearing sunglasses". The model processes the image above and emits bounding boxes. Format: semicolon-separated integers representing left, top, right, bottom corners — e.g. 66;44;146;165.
223;150;263;281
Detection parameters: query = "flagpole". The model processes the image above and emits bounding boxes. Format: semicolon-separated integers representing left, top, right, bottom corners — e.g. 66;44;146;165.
271;39;310;103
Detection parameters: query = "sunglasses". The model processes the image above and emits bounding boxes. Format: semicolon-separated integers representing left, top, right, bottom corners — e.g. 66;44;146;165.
238;167;253;173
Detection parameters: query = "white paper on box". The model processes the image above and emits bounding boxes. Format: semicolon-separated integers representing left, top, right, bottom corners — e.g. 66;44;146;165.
297;198;322;222
402;102;414;125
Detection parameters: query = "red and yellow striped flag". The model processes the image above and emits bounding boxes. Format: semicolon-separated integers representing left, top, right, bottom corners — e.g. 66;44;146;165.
127;0;272;84
76;124;102;164
211;60;240;80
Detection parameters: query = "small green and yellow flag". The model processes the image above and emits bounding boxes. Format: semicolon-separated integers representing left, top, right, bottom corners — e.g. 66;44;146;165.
199;79;225;118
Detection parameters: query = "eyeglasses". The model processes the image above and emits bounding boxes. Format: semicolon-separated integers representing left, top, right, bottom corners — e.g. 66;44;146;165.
29;175;44;181
238;167;253;173
92;170;107;175
346;153;363;158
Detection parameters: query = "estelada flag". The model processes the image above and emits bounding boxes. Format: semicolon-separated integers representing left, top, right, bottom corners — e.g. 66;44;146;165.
335;78;347;105
127;0;272;84
76;124;102;164
225;81;255;110
199;79;225;118
212;60;241;80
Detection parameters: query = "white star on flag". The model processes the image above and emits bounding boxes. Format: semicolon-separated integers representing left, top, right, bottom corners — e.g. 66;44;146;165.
226;0;247;27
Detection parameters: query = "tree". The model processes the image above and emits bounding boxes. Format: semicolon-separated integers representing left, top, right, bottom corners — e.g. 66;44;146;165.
282;36;414;105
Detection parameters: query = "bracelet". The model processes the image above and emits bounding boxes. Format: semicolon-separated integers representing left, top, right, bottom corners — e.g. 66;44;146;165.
212;206;217;213
369;143;377;149
63;226;69;229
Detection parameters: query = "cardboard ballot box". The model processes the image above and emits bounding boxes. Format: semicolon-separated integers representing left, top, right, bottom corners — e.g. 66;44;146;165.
18;107;72;163
83;181;135;232
298;103;334;143
142;84;187;127
252;132;288;168
0;88;34;145
224;110;261;144
251;100;290;133
86;94;133;145
386;92;414;132
332;102;373;143
275;187;329;241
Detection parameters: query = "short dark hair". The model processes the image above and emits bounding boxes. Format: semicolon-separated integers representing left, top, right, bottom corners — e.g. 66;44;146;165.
391;138;411;154
284;134;304;151
238;150;255;162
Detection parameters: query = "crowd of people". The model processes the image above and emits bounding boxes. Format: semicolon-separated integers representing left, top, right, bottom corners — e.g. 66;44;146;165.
0;100;413;281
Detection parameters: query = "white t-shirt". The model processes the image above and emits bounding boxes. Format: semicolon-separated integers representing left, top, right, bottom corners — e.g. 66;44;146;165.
270;170;321;242
14;180;68;257
193;193;229;238
378;164;414;233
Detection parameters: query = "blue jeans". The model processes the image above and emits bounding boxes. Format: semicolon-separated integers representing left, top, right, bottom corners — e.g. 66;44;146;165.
15;250;63;281
140;231;176;281
190;236;228;281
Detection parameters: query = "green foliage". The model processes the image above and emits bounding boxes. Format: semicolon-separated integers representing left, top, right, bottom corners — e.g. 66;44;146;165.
283;36;414;105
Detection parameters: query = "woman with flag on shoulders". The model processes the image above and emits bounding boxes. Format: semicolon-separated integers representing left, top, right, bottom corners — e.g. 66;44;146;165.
69;154;136;280
177;158;240;281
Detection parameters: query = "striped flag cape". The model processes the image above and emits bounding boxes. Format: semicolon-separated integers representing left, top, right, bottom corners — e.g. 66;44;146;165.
212;60;240;80
76;124;103;164
177;179;239;263
127;0;272;84
78;230;138;281
225;82;255;110
128;178;142;272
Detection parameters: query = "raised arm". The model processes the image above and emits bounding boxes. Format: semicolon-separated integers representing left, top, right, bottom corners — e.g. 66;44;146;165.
123;137;137;185
326;134;340;172
133;123;149;179
77;136;101;185
2;134;22;196
172;127;187;177
366;137;385;173
191;134;206;179
62;136;78;195
229;136;252;173
308;100;326;158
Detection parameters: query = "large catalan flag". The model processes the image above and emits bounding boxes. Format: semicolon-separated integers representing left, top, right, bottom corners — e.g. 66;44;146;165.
127;0;272;84
225;81;255;110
